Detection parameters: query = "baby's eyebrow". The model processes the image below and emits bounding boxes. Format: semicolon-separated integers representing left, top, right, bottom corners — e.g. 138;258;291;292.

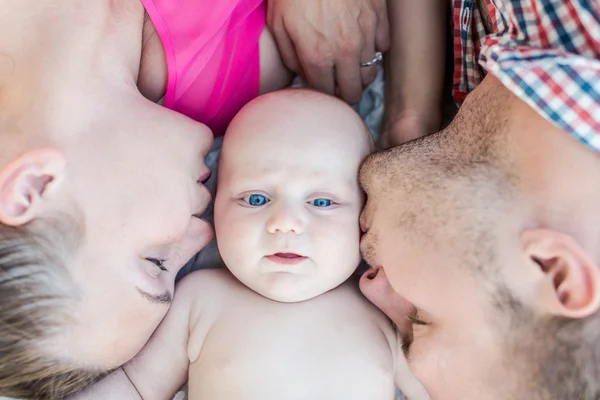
136;287;172;305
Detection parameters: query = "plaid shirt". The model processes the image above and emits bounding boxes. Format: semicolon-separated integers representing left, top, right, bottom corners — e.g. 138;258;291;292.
453;0;600;152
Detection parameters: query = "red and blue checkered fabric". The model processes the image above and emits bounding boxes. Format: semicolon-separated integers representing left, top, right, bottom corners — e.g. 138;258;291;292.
453;0;600;152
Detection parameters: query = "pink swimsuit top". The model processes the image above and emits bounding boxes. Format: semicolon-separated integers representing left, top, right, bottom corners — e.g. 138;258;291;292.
141;0;265;136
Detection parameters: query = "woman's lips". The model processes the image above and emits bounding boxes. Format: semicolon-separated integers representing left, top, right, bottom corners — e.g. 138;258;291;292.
265;253;307;265
197;169;211;185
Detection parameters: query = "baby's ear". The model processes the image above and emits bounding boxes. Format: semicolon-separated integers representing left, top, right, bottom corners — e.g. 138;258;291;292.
0;148;66;226
522;229;600;319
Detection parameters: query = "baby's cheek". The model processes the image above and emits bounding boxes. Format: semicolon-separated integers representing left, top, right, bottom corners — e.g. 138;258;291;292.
217;211;244;239
317;220;352;242
317;222;361;266
339;218;362;252
220;217;260;258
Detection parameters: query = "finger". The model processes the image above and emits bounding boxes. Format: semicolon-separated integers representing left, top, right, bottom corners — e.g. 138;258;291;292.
358;10;378;88
334;32;364;104
265;0;276;26
304;63;336;96
335;54;363;104
336;53;364;104
373;0;391;53
298;40;336;95
269;17;301;74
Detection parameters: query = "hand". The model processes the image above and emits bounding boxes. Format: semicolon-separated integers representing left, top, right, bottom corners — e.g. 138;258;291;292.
267;0;390;104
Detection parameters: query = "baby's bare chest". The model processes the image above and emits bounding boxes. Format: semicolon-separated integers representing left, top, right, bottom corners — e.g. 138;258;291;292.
187;284;397;399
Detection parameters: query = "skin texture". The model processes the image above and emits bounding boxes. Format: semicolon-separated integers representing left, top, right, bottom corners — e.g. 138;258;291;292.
359;75;600;399
0;0;289;369
70;90;431;400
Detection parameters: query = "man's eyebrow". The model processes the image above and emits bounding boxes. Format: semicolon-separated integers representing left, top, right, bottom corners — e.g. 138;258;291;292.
136;287;172;305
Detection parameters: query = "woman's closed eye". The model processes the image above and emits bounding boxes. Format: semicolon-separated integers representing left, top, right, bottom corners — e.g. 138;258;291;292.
145;257;168;277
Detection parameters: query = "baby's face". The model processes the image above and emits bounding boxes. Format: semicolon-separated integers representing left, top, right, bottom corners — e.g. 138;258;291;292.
215;91;371;302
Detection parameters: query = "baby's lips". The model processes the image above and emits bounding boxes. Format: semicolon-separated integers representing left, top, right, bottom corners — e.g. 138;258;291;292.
273;252;304;258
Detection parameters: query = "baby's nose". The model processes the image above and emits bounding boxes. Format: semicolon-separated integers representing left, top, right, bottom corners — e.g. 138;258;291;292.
266;203;304;235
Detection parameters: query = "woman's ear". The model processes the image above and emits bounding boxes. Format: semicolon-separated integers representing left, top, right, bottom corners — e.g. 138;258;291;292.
522;229;600;319
0;147;66;226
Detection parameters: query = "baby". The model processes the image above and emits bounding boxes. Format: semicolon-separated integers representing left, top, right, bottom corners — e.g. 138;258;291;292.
75;90;429;400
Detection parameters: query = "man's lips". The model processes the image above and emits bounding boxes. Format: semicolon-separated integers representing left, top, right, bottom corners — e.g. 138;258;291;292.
265;253;307;265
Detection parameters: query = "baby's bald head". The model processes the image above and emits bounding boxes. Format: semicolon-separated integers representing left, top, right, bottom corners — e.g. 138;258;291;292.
220;89;373;175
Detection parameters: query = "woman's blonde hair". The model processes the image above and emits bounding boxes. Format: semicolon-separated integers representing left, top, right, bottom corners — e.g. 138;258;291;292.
0;219;106;399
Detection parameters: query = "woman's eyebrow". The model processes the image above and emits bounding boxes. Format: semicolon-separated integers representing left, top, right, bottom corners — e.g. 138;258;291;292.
136;287;172;305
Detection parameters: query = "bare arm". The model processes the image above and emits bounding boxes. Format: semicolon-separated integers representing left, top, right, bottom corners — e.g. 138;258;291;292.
68;369;142;400
123;278;196;400
381;0;447;148
70;278;196;400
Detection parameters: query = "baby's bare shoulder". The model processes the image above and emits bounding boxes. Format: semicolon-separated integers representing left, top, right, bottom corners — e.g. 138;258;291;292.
320;279;398;347
177;269;252;362
323;279;393;319
176;269;248;330
304;279;397;338
176;268;244;302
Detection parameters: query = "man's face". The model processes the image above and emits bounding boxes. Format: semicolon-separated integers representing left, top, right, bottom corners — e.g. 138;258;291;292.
358;132;519;399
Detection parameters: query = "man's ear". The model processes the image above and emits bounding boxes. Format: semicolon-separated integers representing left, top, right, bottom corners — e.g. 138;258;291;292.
0;148;66;226
522;229;600;319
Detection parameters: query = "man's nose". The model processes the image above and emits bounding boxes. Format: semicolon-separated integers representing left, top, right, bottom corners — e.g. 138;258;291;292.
266;202;304;235
359;267;413;335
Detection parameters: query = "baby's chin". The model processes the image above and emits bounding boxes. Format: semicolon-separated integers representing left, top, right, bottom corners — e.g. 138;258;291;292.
250;273;344;303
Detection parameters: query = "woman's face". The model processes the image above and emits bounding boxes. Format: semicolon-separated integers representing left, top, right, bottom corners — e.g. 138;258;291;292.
58;96;214;368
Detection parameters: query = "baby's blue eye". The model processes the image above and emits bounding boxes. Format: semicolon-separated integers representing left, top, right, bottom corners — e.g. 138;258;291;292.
246;194;269;206
310;198;333;208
